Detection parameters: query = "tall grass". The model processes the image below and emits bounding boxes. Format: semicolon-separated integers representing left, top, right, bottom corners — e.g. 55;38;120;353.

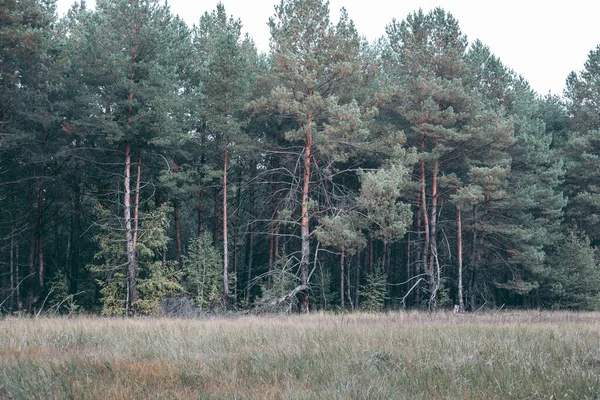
0;312;599;399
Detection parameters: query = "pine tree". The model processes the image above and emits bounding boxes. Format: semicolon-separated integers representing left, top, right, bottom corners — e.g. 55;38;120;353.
68;0;190;313
563;45;600;246
193;3;254;305
256;0;367;312
383;8;513;309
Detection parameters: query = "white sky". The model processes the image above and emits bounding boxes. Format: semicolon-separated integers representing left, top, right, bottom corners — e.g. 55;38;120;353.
56;0;600;96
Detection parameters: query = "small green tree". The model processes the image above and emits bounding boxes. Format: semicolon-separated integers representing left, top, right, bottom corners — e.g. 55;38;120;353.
90;204;182;315
360;263;387;312
544;231;600;310
183;234;224;311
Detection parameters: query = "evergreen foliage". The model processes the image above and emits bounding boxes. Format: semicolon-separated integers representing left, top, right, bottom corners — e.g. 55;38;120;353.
183;233;223;311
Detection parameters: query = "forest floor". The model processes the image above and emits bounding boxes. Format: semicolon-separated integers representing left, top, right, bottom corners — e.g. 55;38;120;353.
0;311;599;399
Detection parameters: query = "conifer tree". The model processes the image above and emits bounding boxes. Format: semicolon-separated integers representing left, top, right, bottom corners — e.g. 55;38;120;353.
68;0;190;313
193;3;253;305
383;8;513;309
564;45;600;246
258;0;368;312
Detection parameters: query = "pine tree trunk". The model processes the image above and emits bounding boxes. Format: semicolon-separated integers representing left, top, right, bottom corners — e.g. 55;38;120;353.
174;199;182;271
420;157;431;304
222;139;229;304
124;142;136;313
340;250;345;310
125;34;138;314
28;185;36;313
300;115;313;313
132;152;141;249
198;131;206;238
69;179;81;295
428;156;439;311
37;157;45;292
355;250;361;309
233;172;242;303
246;165;255;304
457;207;464;312
10;222;15;311
274;221;280;268
15;238;20;310
213;187;219;248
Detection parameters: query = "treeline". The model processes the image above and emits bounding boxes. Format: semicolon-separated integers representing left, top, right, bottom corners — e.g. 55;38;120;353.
1;0;600;315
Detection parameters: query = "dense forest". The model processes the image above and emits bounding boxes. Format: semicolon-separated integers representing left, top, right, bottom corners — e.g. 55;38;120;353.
1;0;600;315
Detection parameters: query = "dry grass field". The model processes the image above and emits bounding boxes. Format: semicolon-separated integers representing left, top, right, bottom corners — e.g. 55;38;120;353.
0;311;599;399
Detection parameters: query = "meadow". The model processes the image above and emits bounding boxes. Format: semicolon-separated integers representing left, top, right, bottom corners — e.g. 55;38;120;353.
0;311;599;399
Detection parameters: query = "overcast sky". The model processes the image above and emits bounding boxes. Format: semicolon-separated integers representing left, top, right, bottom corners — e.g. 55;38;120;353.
55;0;600;96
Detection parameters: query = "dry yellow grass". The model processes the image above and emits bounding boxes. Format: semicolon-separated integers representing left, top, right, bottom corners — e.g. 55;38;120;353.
0;311;599;399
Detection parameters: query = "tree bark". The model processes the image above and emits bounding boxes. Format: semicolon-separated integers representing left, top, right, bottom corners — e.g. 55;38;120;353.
132;152;141;250
246;165;255;304
355;250;361;309
28;185;36;313
299;114;313;313
340;250;345;309
37;148;46;292
457;207;464;312
222;138;229;304
428;157;439;311
10;222;15;311
420;157;431;304
124;142;136;313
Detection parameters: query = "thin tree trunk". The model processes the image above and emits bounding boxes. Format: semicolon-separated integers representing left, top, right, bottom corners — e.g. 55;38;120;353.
274;221;280;268
340;250;345;310
457;207;464;312
300;113;313;313
420;157;431;292
28;185;36;313
124;142;136;313
213;187;219;247
428;156;439;311
10;222;15;311
246;166;255;304
355;250;360;309
70;179;81;294
132;152;141;249
406;232;411;295
222;139;229;304
233;171;242;302
198;132;206;238
268;223;274;288
174;199;182;271
125;35;138;314
37;157;45;292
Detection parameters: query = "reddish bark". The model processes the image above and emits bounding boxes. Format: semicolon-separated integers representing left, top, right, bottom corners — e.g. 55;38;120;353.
300;118;312;313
